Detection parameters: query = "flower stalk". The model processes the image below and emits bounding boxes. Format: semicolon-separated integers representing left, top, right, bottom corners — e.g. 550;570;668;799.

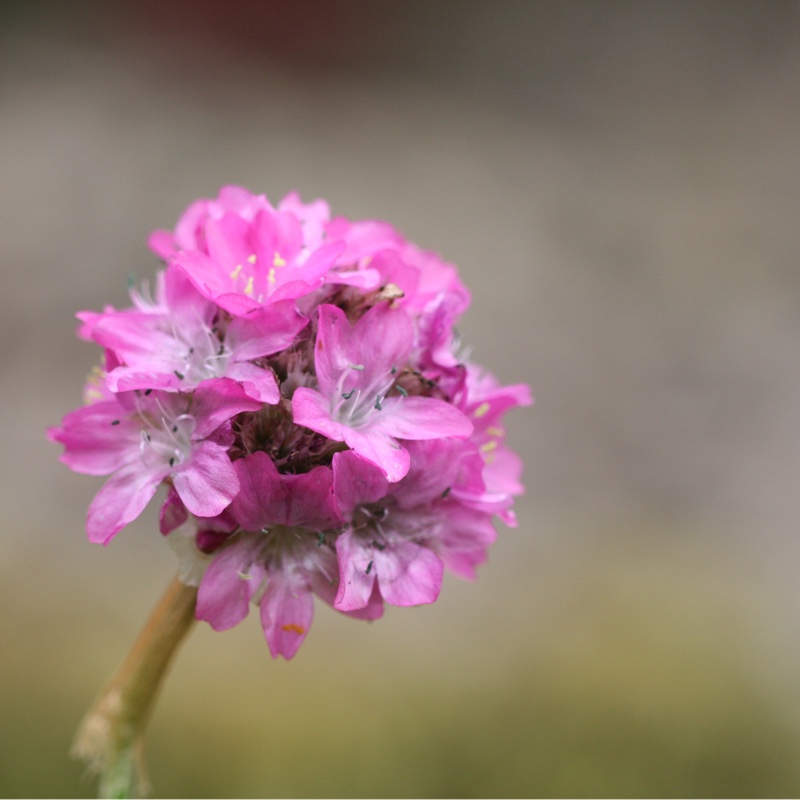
72;576;198;798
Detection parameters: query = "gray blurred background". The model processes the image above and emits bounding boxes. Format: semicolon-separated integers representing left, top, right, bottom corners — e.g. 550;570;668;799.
4;0;800;796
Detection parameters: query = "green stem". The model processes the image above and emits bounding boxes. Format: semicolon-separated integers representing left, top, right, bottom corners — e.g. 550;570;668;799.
72;576;198;798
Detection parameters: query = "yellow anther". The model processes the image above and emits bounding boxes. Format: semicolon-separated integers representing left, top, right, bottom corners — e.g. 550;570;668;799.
230;264;243;280
480;440;498;453
474;402;491;418
244;276;255;296
83;366;106;404
486;426;504;438
268;268;276;286
273;251;286;267
247;253;257;264
86;365;105;384
237;570;253;581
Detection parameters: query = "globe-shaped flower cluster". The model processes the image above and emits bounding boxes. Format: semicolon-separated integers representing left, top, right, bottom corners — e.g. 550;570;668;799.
50;186;531;659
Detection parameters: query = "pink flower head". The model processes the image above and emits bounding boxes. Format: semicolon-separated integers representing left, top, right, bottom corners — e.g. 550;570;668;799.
50;185;530;659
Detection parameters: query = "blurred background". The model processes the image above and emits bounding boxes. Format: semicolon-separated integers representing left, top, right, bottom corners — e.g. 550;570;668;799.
3;0;800;795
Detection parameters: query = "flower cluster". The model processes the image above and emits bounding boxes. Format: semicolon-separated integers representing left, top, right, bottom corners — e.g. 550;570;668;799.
50;186;531;659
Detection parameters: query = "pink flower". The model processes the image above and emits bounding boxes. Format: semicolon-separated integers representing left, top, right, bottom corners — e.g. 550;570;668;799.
292;303;473;482
160;187;345;316
148;185;273;259
79;265;306;403
195;451;378;659
49;379;261;544
330;437;499;614
331;450;444;611
454;366;533;525
51;185;530;660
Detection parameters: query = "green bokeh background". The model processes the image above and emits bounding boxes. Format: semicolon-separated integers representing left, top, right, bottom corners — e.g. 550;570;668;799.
3;1;800;796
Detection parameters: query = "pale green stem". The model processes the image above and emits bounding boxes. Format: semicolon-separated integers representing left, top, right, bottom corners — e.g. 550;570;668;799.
72;576;198;798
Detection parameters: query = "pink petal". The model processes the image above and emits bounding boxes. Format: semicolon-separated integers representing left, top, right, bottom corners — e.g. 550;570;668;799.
231;452;340;530
173;250;239;306
196;541;266;631
148;229;176;259
374;541;444;607
341;426;410;483
370;396;473;441
288;240;345;290
75;309;108;342
282;467;341;529
310;572;385;621
106;368;181;393
311;304;353;397
172;440;239;518
48;402;140;476
170;197;212;249
252;207;302;263
291;387;345;442
229;451;283;531
162;263;218;331
326;217;403;263
483;446;526;496
332;450;389;517
277;192;330;249
337;583;385;620
226;300;308;361
194;507;238;553
224;361;280;404
314;303;412;398
87;461;166;544
214;291;262;316
205;213;252;277
333;528;377;612
215;185;268;217
259;576;314;660
159;486;188;535
190;378;263;439
366;249;420;300
435;505;497;580
90;311;182;367
391;439;465;508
